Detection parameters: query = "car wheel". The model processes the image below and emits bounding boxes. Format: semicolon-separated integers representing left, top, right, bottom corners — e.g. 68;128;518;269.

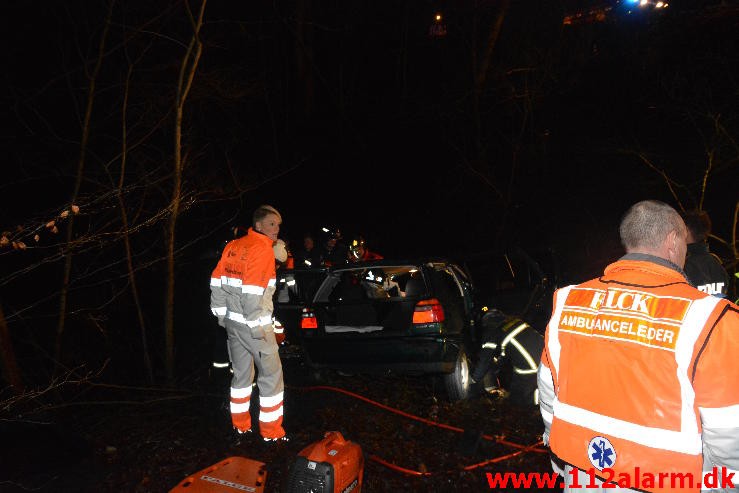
444;345;472;401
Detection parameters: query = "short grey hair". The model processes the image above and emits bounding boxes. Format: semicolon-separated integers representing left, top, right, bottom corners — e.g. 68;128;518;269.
619;200;684;251
252;204;281;226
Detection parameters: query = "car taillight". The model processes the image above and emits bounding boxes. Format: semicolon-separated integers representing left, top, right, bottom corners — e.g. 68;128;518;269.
301;308;317;329
413;298;445;324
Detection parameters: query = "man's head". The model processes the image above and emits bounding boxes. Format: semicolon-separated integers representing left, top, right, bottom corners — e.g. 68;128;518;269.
303;234;315;251
253;204;282;242
682;209;711;244
348;236;366;261
324;228;341;249
619;200;687;268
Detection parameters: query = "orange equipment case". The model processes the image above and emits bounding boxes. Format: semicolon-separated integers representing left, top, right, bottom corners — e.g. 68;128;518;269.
169;456;267;493
285;431;363;493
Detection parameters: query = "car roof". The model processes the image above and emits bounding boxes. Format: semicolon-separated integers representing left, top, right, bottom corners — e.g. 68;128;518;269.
326;258;454;270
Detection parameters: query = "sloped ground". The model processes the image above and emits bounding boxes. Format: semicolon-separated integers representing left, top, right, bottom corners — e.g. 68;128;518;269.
1;349;559;492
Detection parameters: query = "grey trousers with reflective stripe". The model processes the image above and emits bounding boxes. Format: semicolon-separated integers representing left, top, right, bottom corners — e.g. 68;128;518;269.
224;318;284;403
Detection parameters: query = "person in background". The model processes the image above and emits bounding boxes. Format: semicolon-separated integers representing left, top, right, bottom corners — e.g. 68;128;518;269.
682;209;729;298
294;233;322;269
210;227;248;375
212;231;289;372
470;308;543;407
538;200;739;491
210;204;288;444
347;235;383;262
320;228;348;266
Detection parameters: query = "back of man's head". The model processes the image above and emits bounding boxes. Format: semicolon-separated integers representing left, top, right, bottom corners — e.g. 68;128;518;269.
682;209;711;243
252;204;281;226
619;200;684;252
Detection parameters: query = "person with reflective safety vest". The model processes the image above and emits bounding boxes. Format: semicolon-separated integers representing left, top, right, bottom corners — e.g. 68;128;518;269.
210;205;287;443
538;200;739;492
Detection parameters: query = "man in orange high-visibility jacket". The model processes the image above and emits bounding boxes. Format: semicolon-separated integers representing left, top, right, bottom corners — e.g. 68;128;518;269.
210;205;287;443
538;200;739;492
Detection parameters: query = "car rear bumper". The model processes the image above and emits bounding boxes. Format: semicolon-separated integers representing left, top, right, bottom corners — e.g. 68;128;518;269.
301;336;462;374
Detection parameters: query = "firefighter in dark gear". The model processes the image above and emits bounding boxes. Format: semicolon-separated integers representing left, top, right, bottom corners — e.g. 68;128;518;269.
348;236;383;262
320;228;348;266
210;205;287;443
471;308;543;406
682;209;729;298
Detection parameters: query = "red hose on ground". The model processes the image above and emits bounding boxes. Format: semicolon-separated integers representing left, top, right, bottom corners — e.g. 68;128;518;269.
291;384;548;476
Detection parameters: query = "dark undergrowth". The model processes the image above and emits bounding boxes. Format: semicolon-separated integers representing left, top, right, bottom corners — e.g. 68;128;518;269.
0;347;558;492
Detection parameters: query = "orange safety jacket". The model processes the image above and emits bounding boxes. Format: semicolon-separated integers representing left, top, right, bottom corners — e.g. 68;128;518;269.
210;227;276;331
539;255;739;492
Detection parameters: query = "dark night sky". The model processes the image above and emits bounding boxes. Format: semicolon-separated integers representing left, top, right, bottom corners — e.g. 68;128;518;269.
2;0;738;284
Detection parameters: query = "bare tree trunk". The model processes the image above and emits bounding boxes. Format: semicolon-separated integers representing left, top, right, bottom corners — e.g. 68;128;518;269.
473;0;509;156
55;1;115;371
0;303;24;393
165;0;207;383
119;62;154;384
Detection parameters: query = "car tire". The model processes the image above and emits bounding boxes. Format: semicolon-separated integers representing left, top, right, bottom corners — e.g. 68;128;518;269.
444;345;472;401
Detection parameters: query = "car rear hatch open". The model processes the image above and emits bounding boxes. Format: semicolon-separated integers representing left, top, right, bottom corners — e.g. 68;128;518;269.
303;265;437;336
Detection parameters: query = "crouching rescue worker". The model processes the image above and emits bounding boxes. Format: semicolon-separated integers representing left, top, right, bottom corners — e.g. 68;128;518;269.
538;200;739;492
471;308;543;406
210;205;288;443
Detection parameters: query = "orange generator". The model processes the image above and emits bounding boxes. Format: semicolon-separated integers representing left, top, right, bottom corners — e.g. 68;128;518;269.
285;431;364;493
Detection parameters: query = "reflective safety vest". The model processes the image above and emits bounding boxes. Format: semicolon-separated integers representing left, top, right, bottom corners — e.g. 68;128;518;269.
210;227;276;329
541;258;736;492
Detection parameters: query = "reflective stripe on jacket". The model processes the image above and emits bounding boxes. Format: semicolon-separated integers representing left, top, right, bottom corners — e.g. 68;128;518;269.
210;227;276;328
539;257;739;492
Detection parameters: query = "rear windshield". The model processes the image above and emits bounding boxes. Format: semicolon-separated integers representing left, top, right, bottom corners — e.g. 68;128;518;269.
314;265;426;303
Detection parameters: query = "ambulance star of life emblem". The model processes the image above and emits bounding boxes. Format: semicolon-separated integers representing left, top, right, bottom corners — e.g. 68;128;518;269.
588;436;616;471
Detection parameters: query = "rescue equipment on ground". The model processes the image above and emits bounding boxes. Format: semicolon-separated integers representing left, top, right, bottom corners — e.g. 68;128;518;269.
169;456;267;493
285;431;364;493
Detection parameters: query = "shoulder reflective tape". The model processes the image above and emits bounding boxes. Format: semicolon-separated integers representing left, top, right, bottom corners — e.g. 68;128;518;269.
501;323;529;347
260;391;284;407
259;406;284;423
210;277;222;287
675;295;721;437
548;285;575;374
231;386;253;399
230;401;250;414
211;307;227;316
509;337;538;372
554;398;702;455
242;285;265;295
700;405;739;429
